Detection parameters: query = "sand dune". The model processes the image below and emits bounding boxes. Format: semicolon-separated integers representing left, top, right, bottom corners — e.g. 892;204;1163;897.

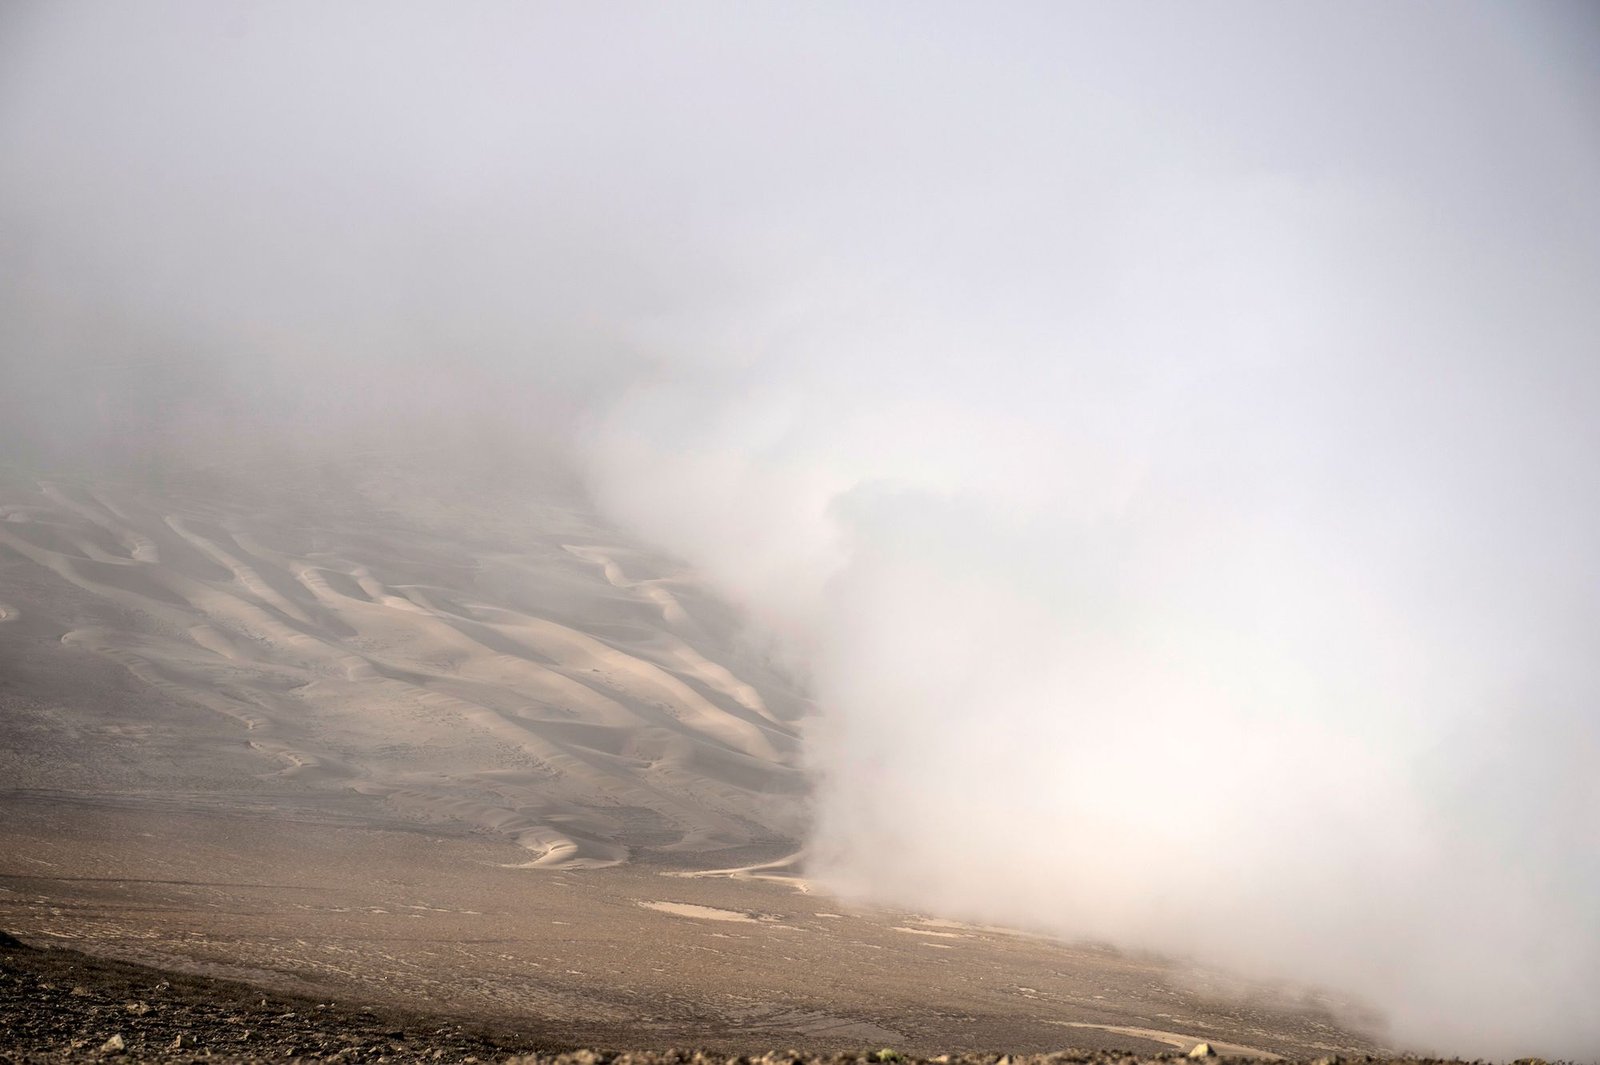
0;469;808;869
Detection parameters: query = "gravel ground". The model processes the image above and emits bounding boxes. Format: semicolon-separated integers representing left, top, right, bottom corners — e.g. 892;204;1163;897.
0;933;1546;1065
0;931;536;1064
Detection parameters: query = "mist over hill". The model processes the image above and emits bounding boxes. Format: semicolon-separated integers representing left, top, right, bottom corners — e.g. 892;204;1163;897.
3;2;1598;1057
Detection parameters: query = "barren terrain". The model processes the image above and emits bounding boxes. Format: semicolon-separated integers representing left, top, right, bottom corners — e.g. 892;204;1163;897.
0;465;1381;1059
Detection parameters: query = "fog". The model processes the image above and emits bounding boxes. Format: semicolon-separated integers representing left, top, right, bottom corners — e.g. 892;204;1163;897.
3;2;1599;1057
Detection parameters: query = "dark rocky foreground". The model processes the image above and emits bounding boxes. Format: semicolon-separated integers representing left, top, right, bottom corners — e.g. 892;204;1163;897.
0;933;1545;1065
0;930;525;1063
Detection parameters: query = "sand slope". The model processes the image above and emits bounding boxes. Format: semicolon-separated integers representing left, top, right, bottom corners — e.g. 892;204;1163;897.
0;469;808;868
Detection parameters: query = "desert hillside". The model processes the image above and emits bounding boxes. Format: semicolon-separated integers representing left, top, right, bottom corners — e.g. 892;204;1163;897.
0;464;808;868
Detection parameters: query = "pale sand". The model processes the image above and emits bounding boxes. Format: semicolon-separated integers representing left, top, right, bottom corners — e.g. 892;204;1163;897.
1055;1024;1283;1061
639;901;763;922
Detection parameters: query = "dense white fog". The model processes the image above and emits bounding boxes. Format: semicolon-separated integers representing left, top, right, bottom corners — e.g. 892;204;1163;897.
3;2;1598;1056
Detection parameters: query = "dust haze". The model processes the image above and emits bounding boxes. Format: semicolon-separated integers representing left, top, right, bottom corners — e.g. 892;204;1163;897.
3;2;1598;1058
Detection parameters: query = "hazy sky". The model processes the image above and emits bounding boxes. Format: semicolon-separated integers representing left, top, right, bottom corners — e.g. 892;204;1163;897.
3;2;1599;1056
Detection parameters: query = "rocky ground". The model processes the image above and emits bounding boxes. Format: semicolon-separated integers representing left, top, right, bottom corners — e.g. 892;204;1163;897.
0;932;1551;1065
0;929;538;1063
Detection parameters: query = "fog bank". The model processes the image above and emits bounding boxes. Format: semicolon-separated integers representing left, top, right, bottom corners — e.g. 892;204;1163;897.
3;2;1599;1056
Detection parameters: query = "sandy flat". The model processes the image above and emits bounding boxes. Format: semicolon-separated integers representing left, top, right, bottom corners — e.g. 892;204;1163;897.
0;797;1380;1058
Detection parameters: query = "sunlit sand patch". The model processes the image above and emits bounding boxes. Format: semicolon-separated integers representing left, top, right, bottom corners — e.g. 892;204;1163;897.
1056;1023;1283;1060
639;901;761;923
905;914;1046;939
663;850;811;892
